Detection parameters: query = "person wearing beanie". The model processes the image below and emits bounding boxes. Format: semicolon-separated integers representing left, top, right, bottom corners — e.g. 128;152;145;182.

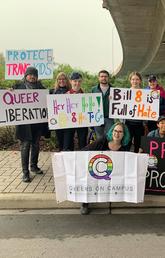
147;116;165;138
63;72;88;150
146;75;165;132
12;66;46;183
24;67;38;78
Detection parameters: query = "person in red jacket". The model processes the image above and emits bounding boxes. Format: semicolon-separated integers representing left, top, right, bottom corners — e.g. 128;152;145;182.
146;75;165;132
64;72;88;150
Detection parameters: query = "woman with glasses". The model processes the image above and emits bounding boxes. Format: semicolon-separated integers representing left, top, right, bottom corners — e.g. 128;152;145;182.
80;122;130;215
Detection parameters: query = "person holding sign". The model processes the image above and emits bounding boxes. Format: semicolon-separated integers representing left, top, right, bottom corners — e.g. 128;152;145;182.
81;122;130;215
125;71;145;153
147;116;165;138
50;72;71;151
92;70;113;139
12;67;46;182
64;72;88;150
146;75;165;132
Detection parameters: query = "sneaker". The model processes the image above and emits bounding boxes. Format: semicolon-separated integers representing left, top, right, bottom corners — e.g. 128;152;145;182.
80;203;89;215
31;166;43;174
22;174;31;183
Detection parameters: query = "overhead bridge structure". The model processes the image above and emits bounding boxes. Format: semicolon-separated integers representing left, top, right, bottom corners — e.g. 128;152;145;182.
103;0;165;76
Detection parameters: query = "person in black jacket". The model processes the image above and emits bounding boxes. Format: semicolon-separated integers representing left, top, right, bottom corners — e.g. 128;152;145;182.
80;122;130;215
125;71;145;153
12;66;47;182
49;72;71;151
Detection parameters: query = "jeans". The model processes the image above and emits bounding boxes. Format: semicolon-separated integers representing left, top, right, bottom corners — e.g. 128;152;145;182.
20;135;40;175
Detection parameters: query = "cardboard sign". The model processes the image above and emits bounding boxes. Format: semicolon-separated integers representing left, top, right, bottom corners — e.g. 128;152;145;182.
52;151;148;203
109;88;159;121
47;93;104;129
0;89;48;126
141;136;165;194
5;49;53;80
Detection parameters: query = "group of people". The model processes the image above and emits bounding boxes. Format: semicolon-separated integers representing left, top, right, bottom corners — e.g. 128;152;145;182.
11;67;165;214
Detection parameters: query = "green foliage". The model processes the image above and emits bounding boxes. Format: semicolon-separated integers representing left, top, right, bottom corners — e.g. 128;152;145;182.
0;126;16;149
0;51;165;150
111;75;129;88
52;64;98;92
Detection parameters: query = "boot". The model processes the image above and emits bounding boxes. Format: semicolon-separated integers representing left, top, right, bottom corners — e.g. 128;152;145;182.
80;203;89;215
20;141;31;182
22;170;31;183
31;166;43;174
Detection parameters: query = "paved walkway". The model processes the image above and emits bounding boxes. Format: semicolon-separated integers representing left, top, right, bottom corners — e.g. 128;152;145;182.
0;151;54;194
0;150;165;212
0;150;81;209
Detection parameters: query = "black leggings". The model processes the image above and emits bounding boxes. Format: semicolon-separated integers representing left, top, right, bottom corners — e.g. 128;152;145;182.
126;122;144;153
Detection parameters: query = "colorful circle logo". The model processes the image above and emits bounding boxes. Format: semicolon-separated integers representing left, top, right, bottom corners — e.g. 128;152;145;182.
50;118;57;125
151;90;160;99
88;154;113;180
148;155;158;168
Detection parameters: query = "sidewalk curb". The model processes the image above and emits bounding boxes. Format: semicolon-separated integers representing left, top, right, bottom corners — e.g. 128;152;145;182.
0;193;110;209
0;193;165;211
0;193;78;209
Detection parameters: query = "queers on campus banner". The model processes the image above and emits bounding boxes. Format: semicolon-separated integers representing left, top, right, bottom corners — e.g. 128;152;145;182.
109;88;159;121
52;151;149;203
0;90;48;126
5;49;53;80
141;137;165;195
47;93;104;129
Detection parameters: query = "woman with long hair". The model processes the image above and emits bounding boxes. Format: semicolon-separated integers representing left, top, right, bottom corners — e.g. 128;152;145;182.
50;72;71;151
125;71;145;153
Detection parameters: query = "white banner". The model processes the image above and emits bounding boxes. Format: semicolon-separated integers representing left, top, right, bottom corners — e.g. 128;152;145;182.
109;88;159;121
0;89;48;126
52;151;149;203
5;49;53;80
47;93;104;129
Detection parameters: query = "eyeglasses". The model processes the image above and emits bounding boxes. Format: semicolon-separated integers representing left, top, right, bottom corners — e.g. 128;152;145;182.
114;130;123;134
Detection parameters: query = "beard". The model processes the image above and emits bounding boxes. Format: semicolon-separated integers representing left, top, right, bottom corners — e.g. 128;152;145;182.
25;79;38;89
100;80;108;85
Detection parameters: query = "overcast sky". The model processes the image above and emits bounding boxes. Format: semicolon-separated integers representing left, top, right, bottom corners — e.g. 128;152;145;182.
0;0;122;74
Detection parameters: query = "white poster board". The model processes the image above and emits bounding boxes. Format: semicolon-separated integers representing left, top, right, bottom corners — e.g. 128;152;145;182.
52;151;149;203
0;89;48;126
5;49;53;80
109;88;159;120
47;93;104;129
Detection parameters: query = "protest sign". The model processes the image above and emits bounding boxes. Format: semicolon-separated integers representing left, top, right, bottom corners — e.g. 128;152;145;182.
52;151;148;203
47;93;104;129
5;49;53;80
0;89;48;126
141;136;165;194
109;88;159;121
